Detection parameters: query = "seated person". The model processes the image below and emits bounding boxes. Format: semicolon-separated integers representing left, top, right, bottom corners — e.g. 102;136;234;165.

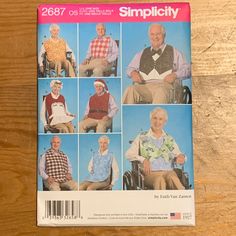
40;80;75;133
79;23;119;77
123;24;191;104
80;135;119;190
125;107;186;190
38;24;76;77
39;136;78;191
79;79;118;133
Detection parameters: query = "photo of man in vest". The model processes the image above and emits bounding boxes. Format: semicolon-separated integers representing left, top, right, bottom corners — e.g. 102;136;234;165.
79;79;118;133
38;24;76;77
125;107;186;190
79;135;119;190
79;23;119;77
40;80;75;133
123;24;191;104
39;136;78;191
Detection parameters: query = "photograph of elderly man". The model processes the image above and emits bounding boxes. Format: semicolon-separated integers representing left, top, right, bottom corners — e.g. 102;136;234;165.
79;135;119;191
79;79;119;133
39;135;78;191
122;23;191;104
79;23;119;77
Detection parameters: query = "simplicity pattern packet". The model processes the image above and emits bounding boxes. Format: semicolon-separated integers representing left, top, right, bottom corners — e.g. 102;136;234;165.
37;2;195;226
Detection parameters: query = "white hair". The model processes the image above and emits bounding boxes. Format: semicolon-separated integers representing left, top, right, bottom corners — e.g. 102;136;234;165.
49;24;60;32
50;80;63;89
50;135;61;143
150;107;168;121
96;23;106;31
148;24;166;36
98;135;110;144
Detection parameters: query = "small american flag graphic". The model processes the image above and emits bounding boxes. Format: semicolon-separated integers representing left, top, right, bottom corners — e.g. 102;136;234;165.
170;212;181;220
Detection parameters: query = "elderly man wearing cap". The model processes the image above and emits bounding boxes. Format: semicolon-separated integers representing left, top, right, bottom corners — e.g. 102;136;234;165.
79;23;119;77
79;79;118;133
40;80;75;133
38;24;76;77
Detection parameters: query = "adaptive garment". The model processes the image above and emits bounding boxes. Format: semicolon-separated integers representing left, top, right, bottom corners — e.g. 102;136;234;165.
139;131;175;171
45;149;69;183
90;36;111;59
140;45;174;75
45;93;74;125
44;38;67;62
86;151;113;182
88;93;110;120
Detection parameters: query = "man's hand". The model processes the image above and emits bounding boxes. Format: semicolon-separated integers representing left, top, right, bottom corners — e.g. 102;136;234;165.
82;59;90;65
102;59;109;67
71;59;76;68
164;72;177;84
143;159;151;175
90;167;94;174
83;115;88;120
44;124;50;130
130;70;145;84
66;112;76;117
47;176;55;185
176;154;185;164
40;66;44;74
65;173;72;181
102;115;110;121
108;184;113;189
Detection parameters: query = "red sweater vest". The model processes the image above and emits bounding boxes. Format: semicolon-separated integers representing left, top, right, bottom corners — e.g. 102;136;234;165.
45;93;65;124
88;93;109;119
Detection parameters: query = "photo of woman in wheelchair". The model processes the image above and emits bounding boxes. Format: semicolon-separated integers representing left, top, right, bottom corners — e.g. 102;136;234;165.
123;107;191;190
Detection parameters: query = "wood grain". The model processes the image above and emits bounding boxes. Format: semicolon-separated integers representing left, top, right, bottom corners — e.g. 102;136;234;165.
0;0;235;235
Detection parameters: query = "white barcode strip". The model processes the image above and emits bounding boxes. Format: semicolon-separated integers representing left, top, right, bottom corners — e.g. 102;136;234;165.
45;200;80;219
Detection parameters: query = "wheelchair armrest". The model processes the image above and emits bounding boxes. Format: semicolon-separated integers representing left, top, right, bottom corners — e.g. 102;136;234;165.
130;160;145;190
66;51;72;59
131;160;142;172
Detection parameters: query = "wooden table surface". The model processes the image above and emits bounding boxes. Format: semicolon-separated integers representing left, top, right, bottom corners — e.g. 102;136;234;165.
0;0;235;235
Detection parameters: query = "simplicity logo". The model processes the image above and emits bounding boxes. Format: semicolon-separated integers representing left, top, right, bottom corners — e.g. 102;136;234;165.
119;6;180;19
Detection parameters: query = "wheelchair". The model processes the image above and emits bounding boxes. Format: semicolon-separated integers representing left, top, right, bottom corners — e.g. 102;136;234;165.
38;51;77;78
170;79;192;104
123;160;191;190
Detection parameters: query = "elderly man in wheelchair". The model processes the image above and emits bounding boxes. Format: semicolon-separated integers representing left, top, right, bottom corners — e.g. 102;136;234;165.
122;24;191;104
38;24;76;78
124;107;190;190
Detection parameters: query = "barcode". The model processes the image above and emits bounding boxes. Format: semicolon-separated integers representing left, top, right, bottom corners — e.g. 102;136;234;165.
44;200;80;219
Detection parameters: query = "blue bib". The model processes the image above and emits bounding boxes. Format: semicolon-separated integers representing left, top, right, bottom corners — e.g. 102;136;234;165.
86;151;113;182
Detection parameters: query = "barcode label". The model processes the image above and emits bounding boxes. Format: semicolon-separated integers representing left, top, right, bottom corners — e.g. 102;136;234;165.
44;200;80;219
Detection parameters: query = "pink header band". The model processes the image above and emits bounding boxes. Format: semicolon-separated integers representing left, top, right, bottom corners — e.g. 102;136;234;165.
38;3;190;24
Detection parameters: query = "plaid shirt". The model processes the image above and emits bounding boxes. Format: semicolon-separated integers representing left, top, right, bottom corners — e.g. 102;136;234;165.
45;149;69;183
